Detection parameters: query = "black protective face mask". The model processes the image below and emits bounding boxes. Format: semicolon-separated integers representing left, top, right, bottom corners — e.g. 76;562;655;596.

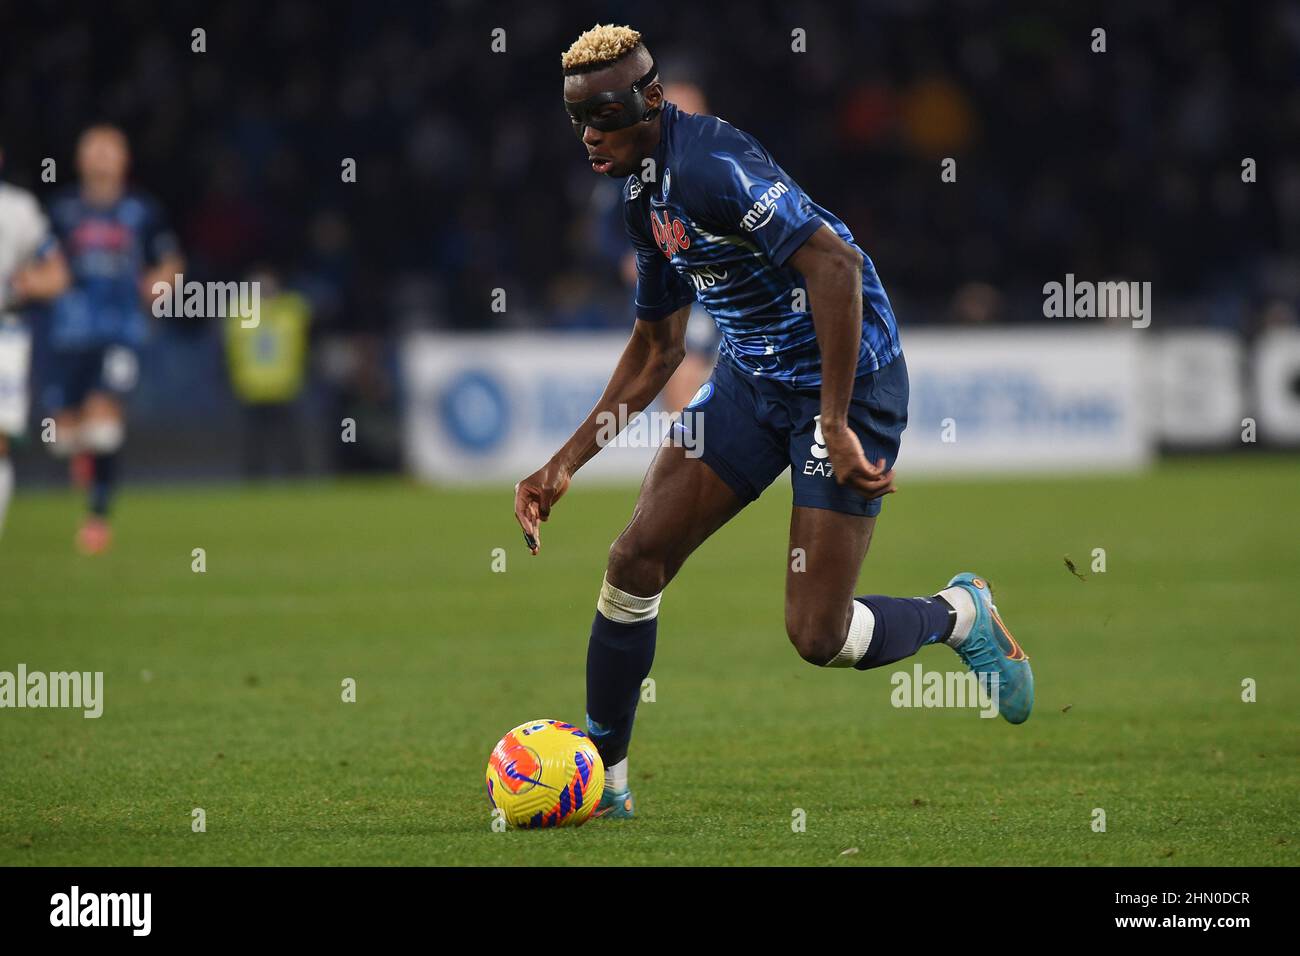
564;61;660;139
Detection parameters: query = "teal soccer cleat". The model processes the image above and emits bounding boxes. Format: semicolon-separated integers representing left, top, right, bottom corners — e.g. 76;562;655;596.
591;788;635;820
944;573;1034;724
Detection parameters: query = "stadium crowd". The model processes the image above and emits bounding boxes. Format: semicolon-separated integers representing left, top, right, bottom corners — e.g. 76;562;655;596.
4;0;1296;337
1;0;1296;485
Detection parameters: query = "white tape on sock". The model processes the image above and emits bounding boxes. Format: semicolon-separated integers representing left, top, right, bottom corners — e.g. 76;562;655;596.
826;599;875;667
936;586;976;647
596;574;662;624
605;757;628;793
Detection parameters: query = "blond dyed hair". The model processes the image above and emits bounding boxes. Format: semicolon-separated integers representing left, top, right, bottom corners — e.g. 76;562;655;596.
561;24;644;74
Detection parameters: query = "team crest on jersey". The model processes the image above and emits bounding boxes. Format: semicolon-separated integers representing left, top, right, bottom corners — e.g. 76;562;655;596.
650;209;691;259
661;167;671;202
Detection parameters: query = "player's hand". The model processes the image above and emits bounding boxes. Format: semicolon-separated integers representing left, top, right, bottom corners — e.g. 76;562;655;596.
9;271;33;301
822;421;896;500
513;458;573;555
10;265;44;302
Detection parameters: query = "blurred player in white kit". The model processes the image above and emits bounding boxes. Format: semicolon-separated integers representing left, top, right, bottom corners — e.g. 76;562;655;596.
0;144;72;537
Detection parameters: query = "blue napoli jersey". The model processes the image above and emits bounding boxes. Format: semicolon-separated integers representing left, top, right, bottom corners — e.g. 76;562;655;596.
46;189;179;350
624;102;901;388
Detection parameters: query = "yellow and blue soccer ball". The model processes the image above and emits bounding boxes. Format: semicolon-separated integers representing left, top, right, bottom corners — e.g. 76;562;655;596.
485;719;605;828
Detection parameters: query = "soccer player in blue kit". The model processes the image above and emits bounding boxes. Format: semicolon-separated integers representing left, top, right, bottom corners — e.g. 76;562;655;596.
513;25;1033;819
44;125;184;554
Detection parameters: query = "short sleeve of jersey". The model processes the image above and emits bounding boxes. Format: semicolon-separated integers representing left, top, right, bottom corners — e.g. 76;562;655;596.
623;185;696;322
687;139;824;268
10;193;55;263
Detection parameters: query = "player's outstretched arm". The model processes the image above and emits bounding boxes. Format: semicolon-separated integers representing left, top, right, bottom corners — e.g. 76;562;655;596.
513;306;690;554
8;249;71;304
789;225;896;501
140;252;185;303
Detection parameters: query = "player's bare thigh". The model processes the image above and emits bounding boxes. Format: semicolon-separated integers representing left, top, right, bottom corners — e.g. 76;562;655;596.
50;393;124;458
51;409;81;454
82;391;124;425
606;443;746;597
784;506;875;663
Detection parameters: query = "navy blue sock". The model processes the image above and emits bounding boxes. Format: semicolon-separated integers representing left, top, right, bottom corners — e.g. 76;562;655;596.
90;453;117;517
852;595;954;671
585;610;657;769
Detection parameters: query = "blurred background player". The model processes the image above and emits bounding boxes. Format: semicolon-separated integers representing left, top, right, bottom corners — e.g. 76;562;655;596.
43;125;184;553
0;144;72;538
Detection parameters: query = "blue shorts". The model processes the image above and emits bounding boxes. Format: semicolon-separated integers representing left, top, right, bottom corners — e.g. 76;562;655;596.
679;353;908;517
41;345;141;414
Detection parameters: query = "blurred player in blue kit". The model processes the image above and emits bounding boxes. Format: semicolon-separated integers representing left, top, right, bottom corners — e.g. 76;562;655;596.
513;25;1035;818
44;125;184;554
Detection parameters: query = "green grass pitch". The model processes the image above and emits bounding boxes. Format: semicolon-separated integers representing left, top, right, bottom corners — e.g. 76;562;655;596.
0;456;1296;866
